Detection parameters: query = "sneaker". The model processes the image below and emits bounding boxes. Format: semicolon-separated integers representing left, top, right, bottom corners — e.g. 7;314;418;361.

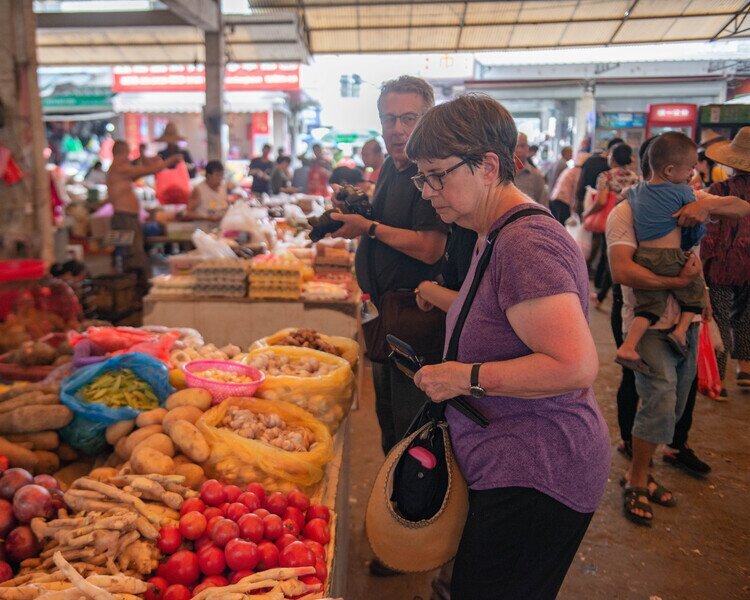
663;445;711;477
369;558;402;577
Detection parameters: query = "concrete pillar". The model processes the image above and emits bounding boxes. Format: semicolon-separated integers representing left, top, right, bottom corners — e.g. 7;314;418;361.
204;26;225;161
0;0;53;262
575;85;596;153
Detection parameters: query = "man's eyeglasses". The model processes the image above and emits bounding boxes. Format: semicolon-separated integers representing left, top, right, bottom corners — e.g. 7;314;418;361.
379;112;422;129
411;159;469;192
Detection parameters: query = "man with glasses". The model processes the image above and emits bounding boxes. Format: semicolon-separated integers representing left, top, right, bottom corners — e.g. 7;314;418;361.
330;76;448;575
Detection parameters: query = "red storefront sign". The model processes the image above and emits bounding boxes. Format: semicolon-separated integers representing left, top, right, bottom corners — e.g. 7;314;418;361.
251;112;269;134
112;64;300;93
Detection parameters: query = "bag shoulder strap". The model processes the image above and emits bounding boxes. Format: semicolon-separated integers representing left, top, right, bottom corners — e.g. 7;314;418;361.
444;207;552;362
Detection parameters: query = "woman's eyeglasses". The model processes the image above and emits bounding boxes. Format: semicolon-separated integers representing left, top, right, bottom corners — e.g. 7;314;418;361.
411;159;469;191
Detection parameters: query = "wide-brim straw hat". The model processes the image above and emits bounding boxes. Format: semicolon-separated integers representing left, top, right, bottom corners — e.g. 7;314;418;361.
705;126;750;172
365;421;468;573
156;122;186;144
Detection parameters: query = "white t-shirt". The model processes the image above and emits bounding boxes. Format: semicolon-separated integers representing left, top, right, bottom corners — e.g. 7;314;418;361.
605;201;701;334
193;181;228;217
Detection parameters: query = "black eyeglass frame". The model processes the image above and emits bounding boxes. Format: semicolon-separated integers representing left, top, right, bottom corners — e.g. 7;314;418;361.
411;158;470;191
378;112;423;128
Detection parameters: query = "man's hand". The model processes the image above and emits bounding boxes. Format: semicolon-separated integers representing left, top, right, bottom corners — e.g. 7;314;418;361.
414;362;472;403
673;196;711;226
164;154;183;168
329;212;371;239
676;252;702;286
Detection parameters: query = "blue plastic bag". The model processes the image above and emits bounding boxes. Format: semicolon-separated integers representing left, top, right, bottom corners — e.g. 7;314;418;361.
60;352;174;455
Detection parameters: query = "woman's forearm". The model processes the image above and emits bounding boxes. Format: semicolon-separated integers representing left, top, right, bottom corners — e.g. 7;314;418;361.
417;281;457;312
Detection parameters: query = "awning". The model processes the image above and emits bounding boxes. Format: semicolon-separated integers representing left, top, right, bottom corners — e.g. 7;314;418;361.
113;91;291;114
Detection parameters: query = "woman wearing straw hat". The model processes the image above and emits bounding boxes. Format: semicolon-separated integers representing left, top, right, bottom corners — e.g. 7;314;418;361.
406;94;610;600
156;121;196;178
702;127;750;393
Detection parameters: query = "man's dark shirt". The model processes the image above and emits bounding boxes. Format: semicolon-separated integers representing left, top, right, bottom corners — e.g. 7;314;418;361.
249;157;274;194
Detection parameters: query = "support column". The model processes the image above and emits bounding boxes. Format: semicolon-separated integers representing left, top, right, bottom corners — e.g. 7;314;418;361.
575;84;596;153
204;26;225;161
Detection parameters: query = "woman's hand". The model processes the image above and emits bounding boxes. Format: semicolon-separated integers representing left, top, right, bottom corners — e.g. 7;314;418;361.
414;362;472;402
415;281;435;312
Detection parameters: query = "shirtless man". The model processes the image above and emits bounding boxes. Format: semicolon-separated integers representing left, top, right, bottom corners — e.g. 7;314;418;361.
107;140;181;286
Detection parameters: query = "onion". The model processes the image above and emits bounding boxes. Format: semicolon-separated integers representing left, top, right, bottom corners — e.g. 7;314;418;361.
12;485;53;523
5;525;40;564
0;469;33;501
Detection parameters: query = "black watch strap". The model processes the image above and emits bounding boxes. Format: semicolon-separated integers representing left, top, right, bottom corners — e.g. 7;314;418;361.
471;363;482;388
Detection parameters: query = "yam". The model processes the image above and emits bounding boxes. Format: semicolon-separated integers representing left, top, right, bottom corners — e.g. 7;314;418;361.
33;451;60;475
174;463;204;489
89;467;119;481
114;437;130;462
132;433;175;458
167;421;210;463
165;388;211;412
0;437;38;471
130;447;174;475
162;406;203;434
120;425;163;460
57;443;78;462
0;405;72;435
105;420;135;446
0;392;58;414
135;408;168;428
3;431;59;451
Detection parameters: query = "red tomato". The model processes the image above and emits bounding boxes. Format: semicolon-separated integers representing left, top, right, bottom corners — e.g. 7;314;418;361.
218;503;230;515
200;480;227;507
237;491;261;512
256;541;280;570
305;505;330;523
262;514;283;541
264;492;288;516
0;456;9;473
202;507;223;522
161;550;200;586
275;533;298;553
245;483;265;503
238;513;264;543
198;546;226;576
229;569;254;584
283;506;305;532
287;489;310;512
314;558;328;583
253;508;270;520
203;575;228;587
225;538;260;571
206;516;223;537
225;502;249;522
303;540;326;563
210;518;240;548
300;575;323;587
194;536;214;553
303;518;331;545
279;541;316;568
163;584;190;600
223;484;242;503
144;576;168;600
282;518;300;537
191;581;216;595
156;526;182;555
178;511;207;541
156;563;169;581
179;498;205;516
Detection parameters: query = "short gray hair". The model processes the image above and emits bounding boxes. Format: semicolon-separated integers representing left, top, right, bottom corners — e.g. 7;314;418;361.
406;93;518;184
377;76;435;113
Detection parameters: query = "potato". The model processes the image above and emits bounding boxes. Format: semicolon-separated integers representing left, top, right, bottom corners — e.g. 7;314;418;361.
114;437;129;461
54;462;92;489
121;424;163;460
89;467;119;481
4;431;59;451
162;406;203;434
167;421;210;463
174;463;205;489
135;408;168;428
33;451;60;475
0;437;38;471
165;388;212;412
132;433;175;458
105;420;135;446
130;446;174;475
172;454;191;466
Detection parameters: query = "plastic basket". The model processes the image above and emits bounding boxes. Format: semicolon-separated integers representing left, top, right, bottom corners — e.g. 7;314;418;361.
183;360;265;404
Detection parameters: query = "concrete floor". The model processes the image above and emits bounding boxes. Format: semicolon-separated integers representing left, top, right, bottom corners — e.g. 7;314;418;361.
344;297;750;600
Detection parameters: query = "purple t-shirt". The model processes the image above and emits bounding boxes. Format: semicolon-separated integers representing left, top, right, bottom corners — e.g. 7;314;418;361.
444;204;610;513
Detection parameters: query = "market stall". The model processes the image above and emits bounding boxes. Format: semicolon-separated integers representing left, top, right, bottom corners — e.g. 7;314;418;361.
0;322;356;599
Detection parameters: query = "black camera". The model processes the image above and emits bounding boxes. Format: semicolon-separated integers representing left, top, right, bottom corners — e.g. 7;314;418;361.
308;185;373;242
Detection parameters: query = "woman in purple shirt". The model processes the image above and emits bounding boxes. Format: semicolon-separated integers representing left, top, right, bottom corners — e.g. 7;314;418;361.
407;94;610;600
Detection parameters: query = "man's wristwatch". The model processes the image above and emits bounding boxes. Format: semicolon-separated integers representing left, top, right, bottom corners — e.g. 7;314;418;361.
368;221;379;239
469;363;486;398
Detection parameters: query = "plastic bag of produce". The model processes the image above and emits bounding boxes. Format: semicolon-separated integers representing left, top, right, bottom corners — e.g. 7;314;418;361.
59;352;174;454
249;327;359;368
197;397;333;492
235;346;354;433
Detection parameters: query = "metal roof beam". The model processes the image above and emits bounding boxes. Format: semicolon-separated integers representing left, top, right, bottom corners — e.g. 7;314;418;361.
36;10;186;28
711;0;750;41
161;0;220;31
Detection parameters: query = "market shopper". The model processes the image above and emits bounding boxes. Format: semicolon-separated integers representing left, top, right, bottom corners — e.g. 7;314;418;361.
108;140;182;287
514;132;549;207
547;145;573;190
156;122;195;178
249;144;274;196
271;156;299;194
361;138;385;186
576;137;624;215
407;94;609;600
188;160;246;220
550;151;588;224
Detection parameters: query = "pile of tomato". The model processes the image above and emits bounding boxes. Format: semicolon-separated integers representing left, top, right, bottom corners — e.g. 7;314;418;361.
147;480;331;600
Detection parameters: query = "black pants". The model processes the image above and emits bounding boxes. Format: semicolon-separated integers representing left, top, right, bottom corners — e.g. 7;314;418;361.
594;233;611;302
550;200;571;225
371;361;430;455
611;284;698;448
451;487;593;600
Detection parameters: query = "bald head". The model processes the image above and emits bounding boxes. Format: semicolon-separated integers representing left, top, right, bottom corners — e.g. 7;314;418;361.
361;139;383;169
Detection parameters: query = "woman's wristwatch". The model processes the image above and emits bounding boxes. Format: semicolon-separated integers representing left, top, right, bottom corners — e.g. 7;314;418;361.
469;363;486;398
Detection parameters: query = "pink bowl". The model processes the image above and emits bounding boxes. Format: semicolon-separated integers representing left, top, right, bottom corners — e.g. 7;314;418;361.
183;360;265;404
